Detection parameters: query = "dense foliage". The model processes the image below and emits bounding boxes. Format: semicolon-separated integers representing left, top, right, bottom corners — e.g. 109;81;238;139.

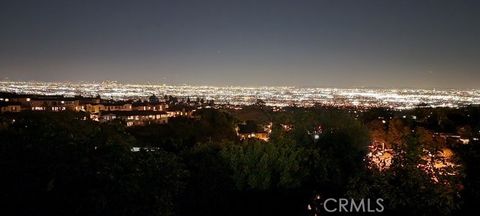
0;112;187;216
1;106;479;215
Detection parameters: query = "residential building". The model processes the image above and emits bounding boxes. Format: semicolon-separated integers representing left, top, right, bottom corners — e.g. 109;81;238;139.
100;110;168;126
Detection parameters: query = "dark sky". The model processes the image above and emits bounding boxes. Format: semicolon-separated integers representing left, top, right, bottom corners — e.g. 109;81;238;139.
1;0;479;88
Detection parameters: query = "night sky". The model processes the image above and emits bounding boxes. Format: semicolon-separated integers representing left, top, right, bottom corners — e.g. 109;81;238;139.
1;0;479;88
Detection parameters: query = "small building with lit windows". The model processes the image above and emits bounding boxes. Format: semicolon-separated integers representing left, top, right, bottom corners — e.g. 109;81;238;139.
28;96;80;111
132;101;168;111
0;102;22;113
236;123;270;141
101;101;133;111
100;110;168;126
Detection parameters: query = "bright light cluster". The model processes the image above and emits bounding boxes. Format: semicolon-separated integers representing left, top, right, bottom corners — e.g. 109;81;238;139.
1;81;479;109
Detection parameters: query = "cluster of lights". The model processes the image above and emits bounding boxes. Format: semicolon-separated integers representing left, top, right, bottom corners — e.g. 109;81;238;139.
1;81;479;109
366;143;459;183
366;142;393;171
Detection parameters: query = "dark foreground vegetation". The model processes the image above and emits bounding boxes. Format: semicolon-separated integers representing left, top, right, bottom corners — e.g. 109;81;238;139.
1;106;480;215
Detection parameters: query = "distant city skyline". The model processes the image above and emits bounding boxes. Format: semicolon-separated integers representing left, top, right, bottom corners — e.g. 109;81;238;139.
1;0;479;88
2;81;480;110
1;79;480;90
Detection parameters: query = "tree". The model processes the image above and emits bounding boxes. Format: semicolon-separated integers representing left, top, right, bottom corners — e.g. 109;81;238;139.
0;112;187;216
179;143;234;216
220;139;308;216
456;140;480;214
306;121;370;196
386;118;410;148
221;139;307;190
347;134;462;216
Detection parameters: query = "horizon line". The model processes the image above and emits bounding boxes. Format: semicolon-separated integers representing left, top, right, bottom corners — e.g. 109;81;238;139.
1;79;479;91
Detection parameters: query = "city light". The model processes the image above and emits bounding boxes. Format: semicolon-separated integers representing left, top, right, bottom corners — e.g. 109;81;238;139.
1;81;479;109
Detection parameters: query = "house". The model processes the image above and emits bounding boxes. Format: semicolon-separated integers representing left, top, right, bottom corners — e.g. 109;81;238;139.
76;95;101;104
0;92;33;106
0;92;176;125
0;102;22;113
236;122;270;141
85;103;105;114
29;96;80;111
85;101;132;113
166;106;194;118
0;93;81;111
132;101;168;111
100;110;168;126
438;133;471;145
101;101;132;111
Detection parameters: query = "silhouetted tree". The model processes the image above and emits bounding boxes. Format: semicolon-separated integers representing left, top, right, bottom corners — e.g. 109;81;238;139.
0;112;187;216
